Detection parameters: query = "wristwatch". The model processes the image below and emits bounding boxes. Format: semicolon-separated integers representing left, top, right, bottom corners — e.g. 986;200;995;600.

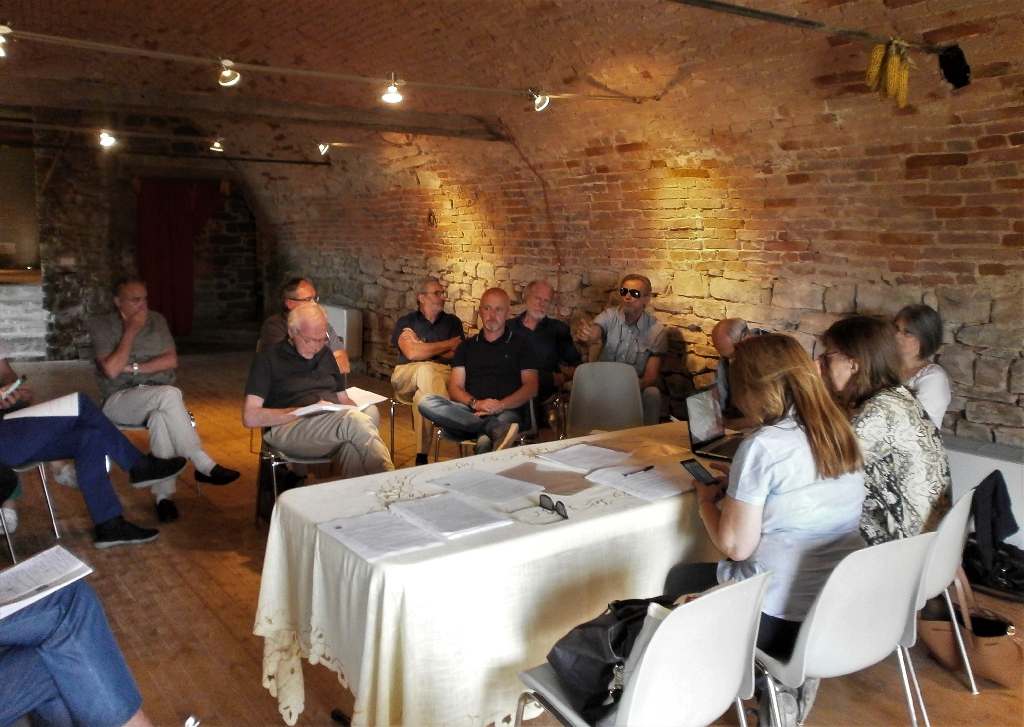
468;398;477;409
132;362;139;375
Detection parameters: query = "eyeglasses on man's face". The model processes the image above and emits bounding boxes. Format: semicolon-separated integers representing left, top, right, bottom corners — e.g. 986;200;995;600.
421;289;446;298
619;287;644;299
539;494;568;519
289;294;319;304
298;332;329;347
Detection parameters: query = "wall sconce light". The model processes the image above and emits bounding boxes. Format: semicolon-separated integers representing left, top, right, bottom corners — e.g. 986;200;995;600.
530;90;551;112
0;26;11;58
209;139;225;152
219;59;241;87
318;143;331;156
381;72;403;104
99;130;117;148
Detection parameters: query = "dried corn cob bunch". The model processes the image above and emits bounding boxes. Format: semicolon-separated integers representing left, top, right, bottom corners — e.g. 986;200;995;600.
866;39;912;107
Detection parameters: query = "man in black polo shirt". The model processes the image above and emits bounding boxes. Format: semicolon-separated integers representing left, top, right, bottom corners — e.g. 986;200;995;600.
419;288;538;455
243;304;393;478
390;276;465;465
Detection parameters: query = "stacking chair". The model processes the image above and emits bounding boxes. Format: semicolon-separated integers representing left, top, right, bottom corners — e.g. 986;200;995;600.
565;363;644;439
757;533;936;727
515;572;772;727
388;391;415;456
250;428;331;525
2;462;62;563
897;488;979;727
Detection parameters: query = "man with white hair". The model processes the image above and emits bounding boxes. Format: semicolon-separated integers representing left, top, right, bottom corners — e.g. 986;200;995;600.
243;303;393;478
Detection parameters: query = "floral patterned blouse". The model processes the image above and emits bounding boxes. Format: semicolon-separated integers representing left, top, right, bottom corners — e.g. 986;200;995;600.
853;385;952;545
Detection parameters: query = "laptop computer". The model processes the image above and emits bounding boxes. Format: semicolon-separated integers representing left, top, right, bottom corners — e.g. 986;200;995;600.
684;385;745;461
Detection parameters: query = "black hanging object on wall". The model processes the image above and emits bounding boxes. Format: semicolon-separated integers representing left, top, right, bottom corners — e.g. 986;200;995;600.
938;44;972;89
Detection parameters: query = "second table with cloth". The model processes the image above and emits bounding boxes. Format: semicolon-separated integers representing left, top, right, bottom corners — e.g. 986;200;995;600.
255;421;720;726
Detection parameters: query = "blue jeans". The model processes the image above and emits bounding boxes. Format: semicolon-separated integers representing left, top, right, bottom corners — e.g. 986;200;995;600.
0;393;141;525
418;395;521;442
0;580;143;727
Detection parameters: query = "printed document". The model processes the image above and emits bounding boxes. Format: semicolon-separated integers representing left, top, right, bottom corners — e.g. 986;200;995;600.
344;387;389;408
2;393;80;420
1;545;93;619
317;511;444;562
586;463;685;501
390;494;513;539
429;468;544;504
537;443;632;473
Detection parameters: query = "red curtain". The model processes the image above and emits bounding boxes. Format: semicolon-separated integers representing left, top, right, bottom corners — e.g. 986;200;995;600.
136;179;225;336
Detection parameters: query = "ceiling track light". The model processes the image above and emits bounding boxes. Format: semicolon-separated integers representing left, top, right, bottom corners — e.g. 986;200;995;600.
219;59;241;87
318;143;331;156
0;25;11;58
99;130;117;148
530;89;551;112
209;139;225;152
381;72;403;104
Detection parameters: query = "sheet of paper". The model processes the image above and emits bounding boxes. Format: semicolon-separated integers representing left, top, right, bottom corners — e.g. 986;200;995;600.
429;468;543;504
292;401;355;417
3;393;80;420
586;464;685;501
317;511;444;562
390;494;513;539
345;387;389;408
0;545;93;619
536;443;632;473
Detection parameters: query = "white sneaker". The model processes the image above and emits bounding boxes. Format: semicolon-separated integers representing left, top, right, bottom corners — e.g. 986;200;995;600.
52;461;79;488
1;506;18;534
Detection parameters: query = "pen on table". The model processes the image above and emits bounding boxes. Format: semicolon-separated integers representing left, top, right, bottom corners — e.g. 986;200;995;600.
624;465;654;478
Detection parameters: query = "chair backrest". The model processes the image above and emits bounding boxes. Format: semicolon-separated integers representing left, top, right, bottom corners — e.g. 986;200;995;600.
566;362;644;438
614;572;771;727
919;488;976;605
795;532;936;680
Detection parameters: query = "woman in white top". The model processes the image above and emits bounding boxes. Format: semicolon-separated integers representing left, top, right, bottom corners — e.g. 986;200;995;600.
894;304;951;427
664;334;865;661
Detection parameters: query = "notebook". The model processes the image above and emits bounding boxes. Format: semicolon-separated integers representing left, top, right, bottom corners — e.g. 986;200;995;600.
684;385;744;461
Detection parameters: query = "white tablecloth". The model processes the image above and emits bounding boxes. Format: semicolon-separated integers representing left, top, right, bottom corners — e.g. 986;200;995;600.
255;422;719;726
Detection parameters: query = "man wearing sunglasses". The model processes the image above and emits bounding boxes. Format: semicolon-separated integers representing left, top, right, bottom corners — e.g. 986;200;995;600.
260;277;350;375
575;274;666;426
243;303;393;479
419;288;538;455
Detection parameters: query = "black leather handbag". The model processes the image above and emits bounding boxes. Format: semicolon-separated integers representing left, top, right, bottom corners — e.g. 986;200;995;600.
963;535;1024;602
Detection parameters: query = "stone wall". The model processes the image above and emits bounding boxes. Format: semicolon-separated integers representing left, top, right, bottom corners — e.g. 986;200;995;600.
0;284;47;360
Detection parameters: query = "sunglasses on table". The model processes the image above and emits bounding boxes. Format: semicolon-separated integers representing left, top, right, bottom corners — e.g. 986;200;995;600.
539;493;568;519
619;288;644;299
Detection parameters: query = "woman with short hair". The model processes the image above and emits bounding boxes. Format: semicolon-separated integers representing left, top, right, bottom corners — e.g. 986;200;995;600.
820;316;951;545
894;304;951;427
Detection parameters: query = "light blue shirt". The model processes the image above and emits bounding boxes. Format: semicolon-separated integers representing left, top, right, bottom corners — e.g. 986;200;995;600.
718;414;866;620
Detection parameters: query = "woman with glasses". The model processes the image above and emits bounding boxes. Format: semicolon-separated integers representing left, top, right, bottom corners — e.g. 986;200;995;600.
819;316;951;546
893;304;951;427
665;334;865;664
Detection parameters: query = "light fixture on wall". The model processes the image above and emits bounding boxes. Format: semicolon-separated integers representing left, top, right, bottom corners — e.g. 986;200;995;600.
98;130;117;148
318;143;330;156
209;138;225;152
218;59;241;87
0;25;11;57
381;72;403;104
530;90;551;112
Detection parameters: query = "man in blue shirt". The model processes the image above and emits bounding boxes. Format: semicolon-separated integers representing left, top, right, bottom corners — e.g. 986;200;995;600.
390;277;465;465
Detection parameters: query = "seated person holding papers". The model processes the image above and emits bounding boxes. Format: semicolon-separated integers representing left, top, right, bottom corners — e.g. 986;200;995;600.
418;288;538;454
243;303;393;479
664;333;866;726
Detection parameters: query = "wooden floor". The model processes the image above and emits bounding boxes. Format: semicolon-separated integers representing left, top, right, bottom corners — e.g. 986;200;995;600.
6;352;1023;727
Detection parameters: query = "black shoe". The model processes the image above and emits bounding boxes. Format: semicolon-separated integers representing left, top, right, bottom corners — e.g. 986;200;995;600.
276;468;307;494
94;515;159;549
129;454;187;489
156;499;179;523
414;453;429;466
195;464;240;486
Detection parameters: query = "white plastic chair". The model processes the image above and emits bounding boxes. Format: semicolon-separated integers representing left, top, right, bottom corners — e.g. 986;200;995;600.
565;363;644;439
898;488;979;727
515;572;772;727
757;533;936;727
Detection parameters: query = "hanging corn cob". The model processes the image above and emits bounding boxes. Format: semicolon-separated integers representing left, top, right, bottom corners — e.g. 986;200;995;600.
866;39;912;108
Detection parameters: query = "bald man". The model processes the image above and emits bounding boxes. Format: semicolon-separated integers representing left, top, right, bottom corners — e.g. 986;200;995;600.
418;288;539;455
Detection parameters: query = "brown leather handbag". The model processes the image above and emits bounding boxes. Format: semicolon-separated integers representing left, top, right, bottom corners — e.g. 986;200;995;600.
917;568;1023;688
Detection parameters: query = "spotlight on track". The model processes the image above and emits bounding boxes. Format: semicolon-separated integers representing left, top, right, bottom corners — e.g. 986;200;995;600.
218;59;241;87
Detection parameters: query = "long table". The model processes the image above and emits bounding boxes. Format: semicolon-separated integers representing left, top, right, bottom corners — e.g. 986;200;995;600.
254;422;719;726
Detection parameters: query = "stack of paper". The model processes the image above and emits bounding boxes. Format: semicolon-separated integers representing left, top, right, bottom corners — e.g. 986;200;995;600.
317;511;444;562
1;545;93;619
586;465;683;501
390;494;513;539
536;443;632;473
429;469;543;504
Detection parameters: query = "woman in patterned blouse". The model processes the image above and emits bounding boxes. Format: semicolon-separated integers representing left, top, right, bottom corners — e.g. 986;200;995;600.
818;316;952;545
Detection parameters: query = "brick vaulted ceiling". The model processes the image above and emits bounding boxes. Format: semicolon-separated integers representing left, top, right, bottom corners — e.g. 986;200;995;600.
1;0;1019;149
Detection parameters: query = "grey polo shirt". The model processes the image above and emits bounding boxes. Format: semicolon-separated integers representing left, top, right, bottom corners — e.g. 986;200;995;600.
593;307;667;378
87;311;176;400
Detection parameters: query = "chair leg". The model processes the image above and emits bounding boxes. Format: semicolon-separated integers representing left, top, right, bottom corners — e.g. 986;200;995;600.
433;428;442;463
735;696;748;727
389;399;396;456
514;691;532;727
1;509;16;564
756;662;784;727
943;586;979;694
895;647;920;727
36;464;60;539
903;645;930;727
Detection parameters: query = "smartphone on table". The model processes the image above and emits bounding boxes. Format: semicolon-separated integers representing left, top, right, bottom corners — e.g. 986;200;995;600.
680;457;719;485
